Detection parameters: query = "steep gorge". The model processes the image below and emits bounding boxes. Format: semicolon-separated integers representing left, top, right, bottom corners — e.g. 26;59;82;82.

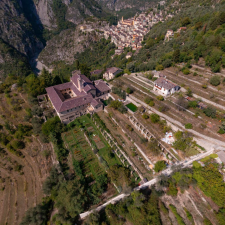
0;0;158;77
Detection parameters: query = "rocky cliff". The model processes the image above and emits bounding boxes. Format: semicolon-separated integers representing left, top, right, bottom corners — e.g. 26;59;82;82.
0;0;158;77
98;0;156;11
38;20;108;67
0;0;44;58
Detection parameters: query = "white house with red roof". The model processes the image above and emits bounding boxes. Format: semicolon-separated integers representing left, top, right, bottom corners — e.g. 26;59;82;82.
153;77;180;96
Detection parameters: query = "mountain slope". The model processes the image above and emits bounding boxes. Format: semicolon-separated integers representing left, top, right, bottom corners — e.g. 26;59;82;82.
0;0;43;58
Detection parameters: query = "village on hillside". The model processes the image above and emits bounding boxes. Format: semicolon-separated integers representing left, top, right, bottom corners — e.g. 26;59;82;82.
103;9;174;52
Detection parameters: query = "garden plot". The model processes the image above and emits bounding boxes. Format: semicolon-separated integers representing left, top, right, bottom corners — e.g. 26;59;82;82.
63;127;105;179
126;103;138;112
78;115;124;169
93;134;106;149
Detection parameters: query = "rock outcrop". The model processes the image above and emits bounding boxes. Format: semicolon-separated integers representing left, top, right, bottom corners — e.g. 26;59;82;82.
38;23;106;67
0;0;44;58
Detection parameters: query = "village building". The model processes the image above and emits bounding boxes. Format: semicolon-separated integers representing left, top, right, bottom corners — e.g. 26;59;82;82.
126;52;132;59
164;29;174;42
152;70;166;78
45;73;111;124
153;77;180;96
177;27;187;33
103;11;171;51
103;67;123;80
90;69;103;77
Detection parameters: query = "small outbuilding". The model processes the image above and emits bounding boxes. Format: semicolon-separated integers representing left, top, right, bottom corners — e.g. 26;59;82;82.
103;67;123;80
126;52;132;59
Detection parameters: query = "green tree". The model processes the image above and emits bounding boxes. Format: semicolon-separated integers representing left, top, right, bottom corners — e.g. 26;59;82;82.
55;179;87;220
181;17;191;26
79;64;91;77
42;116;62;136
186;88;193;97
173;49;180;63
11;140;25;149
210;76;221;86
75;60;80;69
148;138;161;155
154;160;167;172
40;68;52;87
144;97;153;104
185;123;193;129
110;100;123;109
150;113;160;123
126;87;133;94
203;107;216;118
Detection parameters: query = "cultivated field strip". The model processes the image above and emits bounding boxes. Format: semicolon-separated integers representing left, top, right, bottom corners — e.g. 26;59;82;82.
126;77;153;91
0;170;10;225
0;150;48;224
7;177;16;225
164;70;225;105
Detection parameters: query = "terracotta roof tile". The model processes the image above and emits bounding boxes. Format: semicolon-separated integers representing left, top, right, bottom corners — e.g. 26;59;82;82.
154;77;178;90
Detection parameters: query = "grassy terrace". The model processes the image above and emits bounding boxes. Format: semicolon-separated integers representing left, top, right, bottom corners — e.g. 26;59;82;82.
79;115;122;167
126;103;138;112
63;127;104;179
62;115;122;178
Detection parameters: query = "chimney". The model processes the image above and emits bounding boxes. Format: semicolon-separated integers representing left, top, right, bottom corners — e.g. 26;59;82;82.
78;77;83;91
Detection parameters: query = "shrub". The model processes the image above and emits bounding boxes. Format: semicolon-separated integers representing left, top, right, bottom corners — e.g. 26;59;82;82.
157;95;164;101
156;64;164;71
142;114;149;119
186;88;193;97
203;107;216;118
158;105;169;112
193;161;201;169
162;59;172;68
149;101;155;106
141;138;148;144
145;72;153;80
188;101;197;108
218;128;225;134
193;72;198;76
125;124;133;131
185;123;193;129
202;84;207;89
126;87;133;94
148;138;161;155
154;160;166;172
144;97;153;104
181;17;191;26
11;140;25;149
182;68;190;75
150;113;160;123
210;76;221;86
167;182;178;196
173;131;193;151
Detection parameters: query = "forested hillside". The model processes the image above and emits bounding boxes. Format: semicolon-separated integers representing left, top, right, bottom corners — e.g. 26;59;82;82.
134;0;225;73
84;161;225;225
73;0;225;75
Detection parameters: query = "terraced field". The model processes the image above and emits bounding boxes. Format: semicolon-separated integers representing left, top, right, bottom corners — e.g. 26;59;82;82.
0;91;55;225
0;139;54;225
63;128;105;179
63;115;123;175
